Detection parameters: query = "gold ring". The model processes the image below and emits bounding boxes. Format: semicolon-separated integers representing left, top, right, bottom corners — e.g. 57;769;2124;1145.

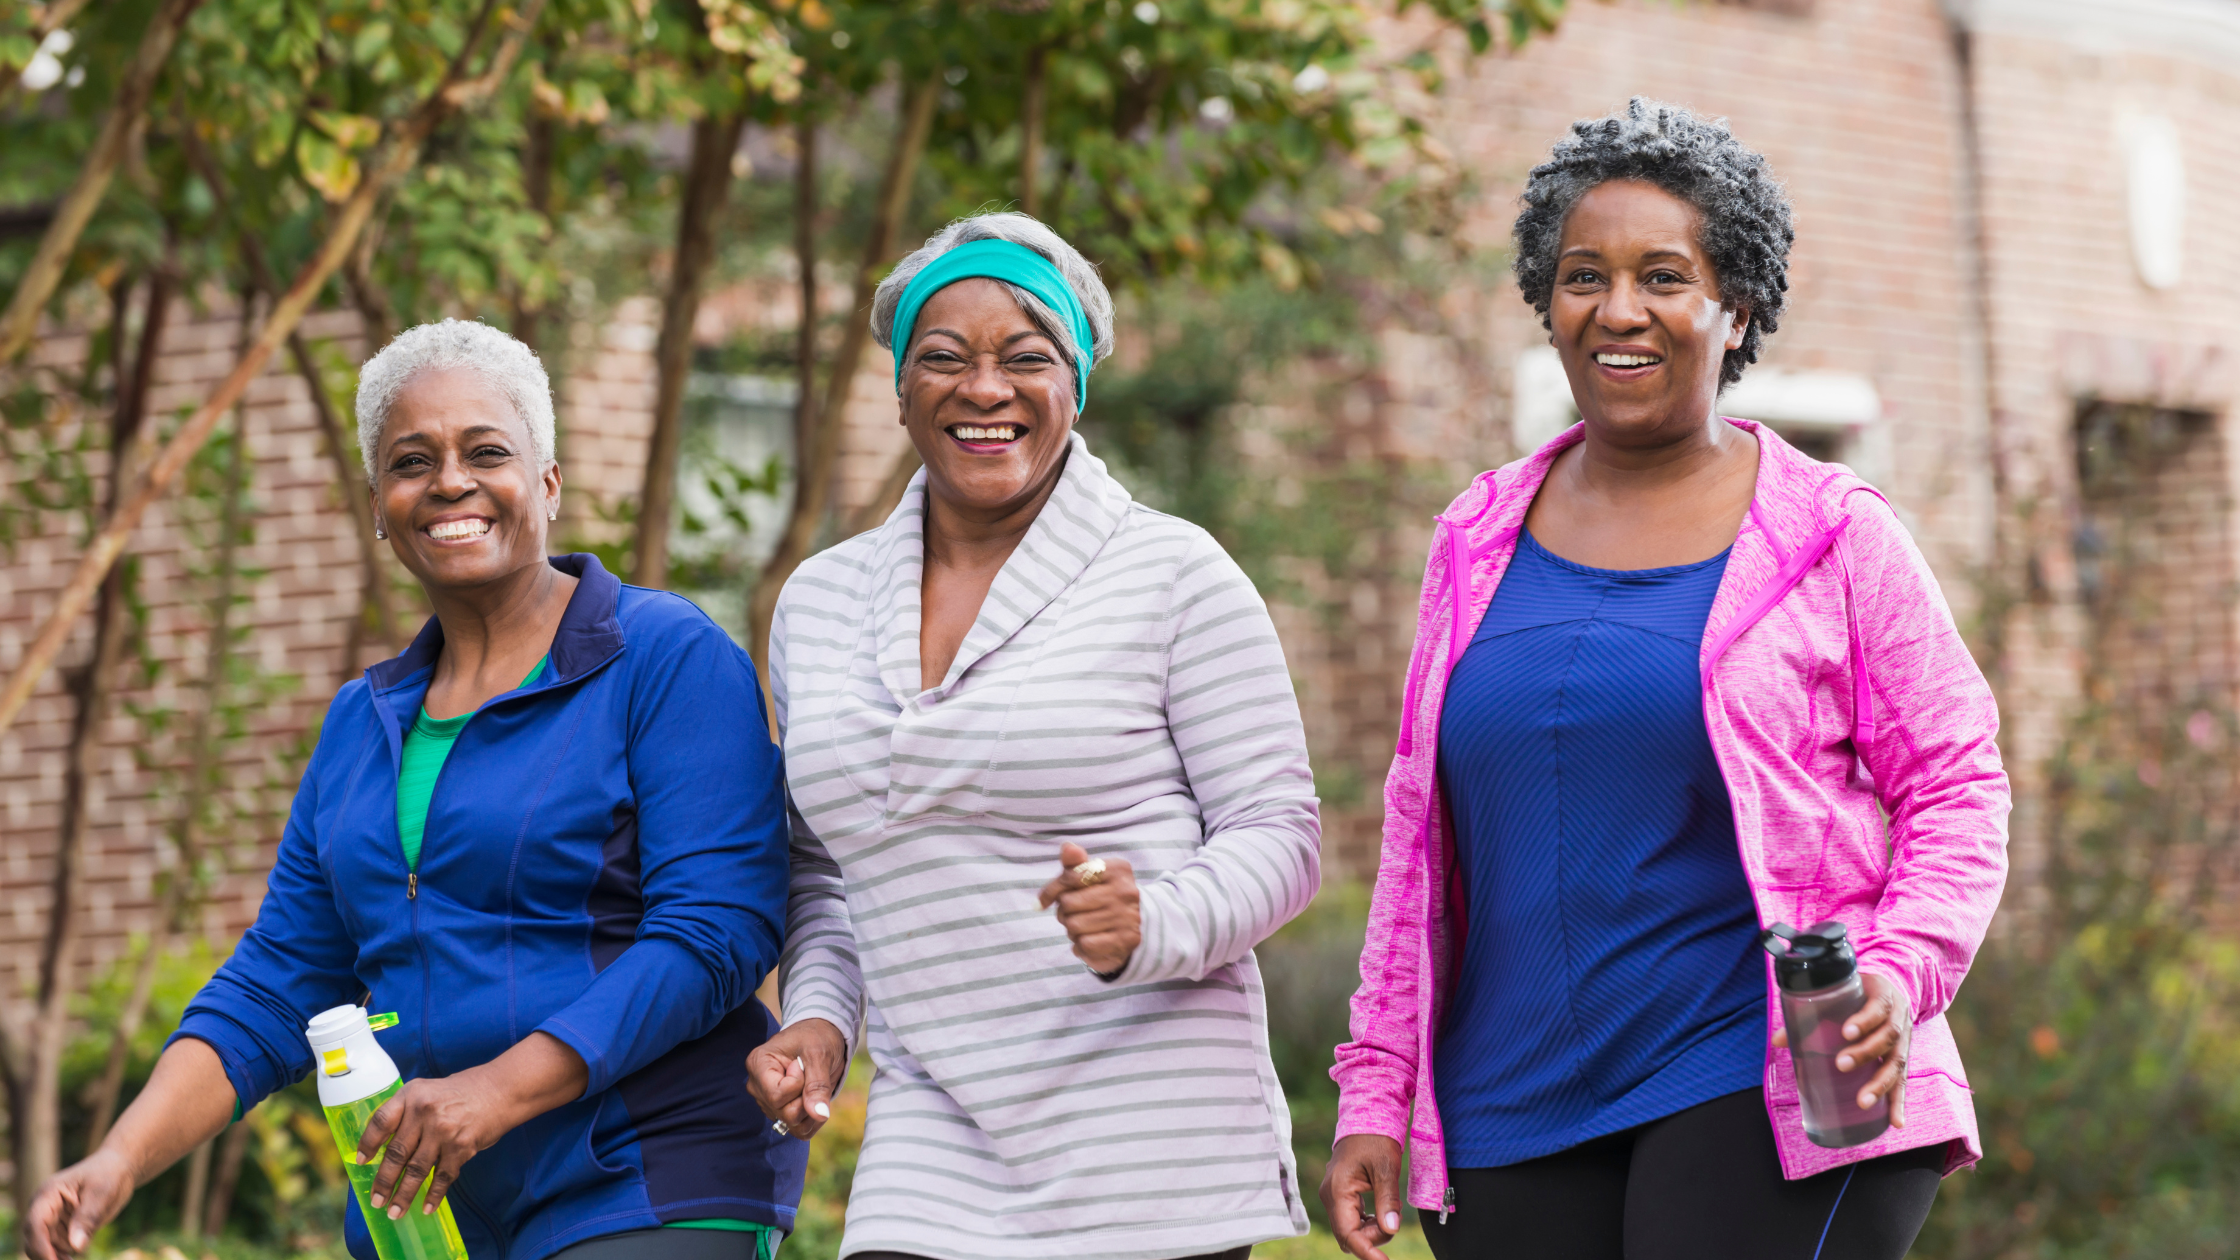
1072;858;1108;886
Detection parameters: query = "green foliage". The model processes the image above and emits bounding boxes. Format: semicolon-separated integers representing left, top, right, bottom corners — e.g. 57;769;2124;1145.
46;945;349;1254
1915;703;2240;1260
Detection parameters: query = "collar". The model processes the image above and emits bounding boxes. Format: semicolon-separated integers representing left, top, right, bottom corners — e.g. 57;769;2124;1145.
366;552;626;695
869;430;1133;705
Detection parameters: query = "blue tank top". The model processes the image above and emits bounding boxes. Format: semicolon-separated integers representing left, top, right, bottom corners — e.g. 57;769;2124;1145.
1433;530;1766;1168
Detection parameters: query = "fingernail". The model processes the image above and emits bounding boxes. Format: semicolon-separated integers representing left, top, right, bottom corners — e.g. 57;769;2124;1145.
1383;1211;1401;1231
371;1194;385;1208
1844;1024;1858;1037
1836;1055;1852;1070
388;1206;404;1221
813;1101;831;1118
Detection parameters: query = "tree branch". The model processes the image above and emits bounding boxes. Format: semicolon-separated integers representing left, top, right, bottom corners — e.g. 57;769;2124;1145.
0;0;204;362
746;71;938;672
0;0;550;738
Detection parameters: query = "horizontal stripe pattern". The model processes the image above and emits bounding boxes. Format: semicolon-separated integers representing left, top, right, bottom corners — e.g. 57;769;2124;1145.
772;435;1319;1260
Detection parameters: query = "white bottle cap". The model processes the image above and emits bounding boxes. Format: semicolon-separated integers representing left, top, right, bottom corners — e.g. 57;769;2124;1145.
306;1004;402;1108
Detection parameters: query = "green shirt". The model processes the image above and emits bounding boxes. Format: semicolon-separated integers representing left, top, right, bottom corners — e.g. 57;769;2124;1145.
392;657;778;1252
394;657;548;872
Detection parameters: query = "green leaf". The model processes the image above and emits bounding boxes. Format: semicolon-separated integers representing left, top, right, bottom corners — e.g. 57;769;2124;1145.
311;110;382;151
295;130;362;202
351;19;392;64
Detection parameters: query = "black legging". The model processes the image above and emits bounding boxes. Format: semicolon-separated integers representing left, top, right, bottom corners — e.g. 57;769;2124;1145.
1420;1088;1945;1260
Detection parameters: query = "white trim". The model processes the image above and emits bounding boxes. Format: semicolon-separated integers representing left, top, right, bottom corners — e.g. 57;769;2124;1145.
1948;0;2240;79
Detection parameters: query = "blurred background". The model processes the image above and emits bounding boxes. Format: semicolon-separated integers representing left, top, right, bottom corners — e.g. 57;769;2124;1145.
1;0;2237;1255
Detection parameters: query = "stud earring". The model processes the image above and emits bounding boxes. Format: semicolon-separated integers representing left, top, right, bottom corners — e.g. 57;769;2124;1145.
548;510;557;521
374;523;386;540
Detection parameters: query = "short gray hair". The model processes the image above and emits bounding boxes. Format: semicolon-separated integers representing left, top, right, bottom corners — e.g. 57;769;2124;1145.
1513;97;1793;388
355;319;556;485
871;213;1117;394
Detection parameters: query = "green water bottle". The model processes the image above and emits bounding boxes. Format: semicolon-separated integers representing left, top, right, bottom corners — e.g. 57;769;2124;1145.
307;1004;471;1260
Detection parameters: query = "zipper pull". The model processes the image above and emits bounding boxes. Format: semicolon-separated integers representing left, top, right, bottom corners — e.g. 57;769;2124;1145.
1440;1185;1455;1224
407;873;417;900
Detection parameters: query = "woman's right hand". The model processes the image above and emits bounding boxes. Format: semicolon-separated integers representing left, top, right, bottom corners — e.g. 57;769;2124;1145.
22;1148;137;1259
1320;1133;1405;1260
745;1018;848;1140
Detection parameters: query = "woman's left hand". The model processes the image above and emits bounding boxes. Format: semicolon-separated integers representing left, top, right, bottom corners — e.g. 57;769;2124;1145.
356;1031;588;1219
1772;970;1913;1127
1038;842;1140;976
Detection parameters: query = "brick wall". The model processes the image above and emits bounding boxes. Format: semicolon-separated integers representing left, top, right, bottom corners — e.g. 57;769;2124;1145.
0;301;380;1021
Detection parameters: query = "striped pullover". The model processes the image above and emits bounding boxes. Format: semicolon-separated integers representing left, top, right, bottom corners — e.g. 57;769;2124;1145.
771;433;1320;1260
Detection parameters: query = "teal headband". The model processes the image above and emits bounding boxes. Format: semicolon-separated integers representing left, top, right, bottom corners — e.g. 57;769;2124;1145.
889;238;1096;412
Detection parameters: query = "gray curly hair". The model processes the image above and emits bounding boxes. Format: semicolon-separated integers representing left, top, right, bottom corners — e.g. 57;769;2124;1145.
871;213;1116;392
355;319;556;485
1513;97;1794;388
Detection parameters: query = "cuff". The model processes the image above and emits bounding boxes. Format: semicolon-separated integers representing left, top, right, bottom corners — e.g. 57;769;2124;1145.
1853;942;1928;1020
535;1015;613;1100
779;998;861;1062
165;1019;268;1119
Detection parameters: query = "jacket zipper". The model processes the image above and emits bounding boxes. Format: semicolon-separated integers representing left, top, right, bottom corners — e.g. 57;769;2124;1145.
1440;1186;1455;1224
407;873;416;899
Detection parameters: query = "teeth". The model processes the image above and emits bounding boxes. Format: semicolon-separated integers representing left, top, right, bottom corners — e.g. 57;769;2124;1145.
427;519;491;540
951;425;1021;442
1596;353;1660;367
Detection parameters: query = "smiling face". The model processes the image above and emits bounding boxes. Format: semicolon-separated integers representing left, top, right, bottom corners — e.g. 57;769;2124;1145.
1548;179;1747;445
371;367;560;595
898;277;1076;517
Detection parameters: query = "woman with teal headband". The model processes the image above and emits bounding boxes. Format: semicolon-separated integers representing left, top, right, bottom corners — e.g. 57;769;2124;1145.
746;212;1322;1259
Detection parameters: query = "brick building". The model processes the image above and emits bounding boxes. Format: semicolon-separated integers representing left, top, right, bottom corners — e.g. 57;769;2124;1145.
1;0;2236;1103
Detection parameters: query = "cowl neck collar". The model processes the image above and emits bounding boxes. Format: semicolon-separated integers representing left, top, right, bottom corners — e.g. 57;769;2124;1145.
867;430;1133;706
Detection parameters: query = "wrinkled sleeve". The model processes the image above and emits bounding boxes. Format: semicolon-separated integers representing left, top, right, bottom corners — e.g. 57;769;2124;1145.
170;724;362;1112
537;616;790;1096
1113;534;1321;986
1330;525;1445;1146
770;594;868;1059
1842;494;2011;1024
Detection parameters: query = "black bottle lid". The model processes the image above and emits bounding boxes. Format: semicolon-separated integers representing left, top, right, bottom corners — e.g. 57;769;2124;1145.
1756;921;1857;992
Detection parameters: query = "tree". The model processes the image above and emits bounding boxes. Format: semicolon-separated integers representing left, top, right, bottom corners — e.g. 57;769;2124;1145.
0;0;555;738
727;0;1564;662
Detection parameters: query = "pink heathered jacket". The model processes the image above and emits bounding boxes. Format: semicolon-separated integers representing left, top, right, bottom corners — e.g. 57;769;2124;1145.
1332;420;2011;1217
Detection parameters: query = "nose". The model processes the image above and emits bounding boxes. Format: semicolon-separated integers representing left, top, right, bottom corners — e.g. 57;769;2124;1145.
432;450;478;500
1598;274;1651;335
956;354;1016;409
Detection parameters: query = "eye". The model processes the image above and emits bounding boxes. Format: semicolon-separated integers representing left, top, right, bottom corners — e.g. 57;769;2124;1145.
470;444;512;463
1647;269;1687;285
1563;267;1604;286
389;452;430;473
1006;351;1054;369
919;348;966;366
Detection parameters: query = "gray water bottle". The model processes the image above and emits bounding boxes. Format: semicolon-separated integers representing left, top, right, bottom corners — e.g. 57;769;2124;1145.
1759;921;1891;1148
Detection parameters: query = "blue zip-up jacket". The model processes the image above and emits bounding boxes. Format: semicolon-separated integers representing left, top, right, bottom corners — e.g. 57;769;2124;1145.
172;555;806;1259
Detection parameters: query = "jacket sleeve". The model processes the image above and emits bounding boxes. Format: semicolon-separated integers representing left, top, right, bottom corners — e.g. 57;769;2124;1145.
169;725;363;1112
536;613;791;1096
1330;526;1445;1146
1113;534;1321;986
1841;494;2012;1024
769;593;868;1058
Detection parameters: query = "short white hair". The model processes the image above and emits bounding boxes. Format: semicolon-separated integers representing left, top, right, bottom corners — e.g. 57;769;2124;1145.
871;213;1116;389
355;319;556;485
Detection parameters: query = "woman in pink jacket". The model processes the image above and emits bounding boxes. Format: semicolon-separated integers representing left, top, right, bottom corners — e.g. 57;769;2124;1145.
1320;99;2009;1260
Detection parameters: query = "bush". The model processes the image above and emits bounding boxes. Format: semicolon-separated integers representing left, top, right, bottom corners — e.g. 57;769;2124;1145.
1913;704;2240;1259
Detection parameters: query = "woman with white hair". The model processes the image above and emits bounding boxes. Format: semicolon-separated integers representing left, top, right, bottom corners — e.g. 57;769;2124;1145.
23;320;804;1260
744;212;1321;1259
